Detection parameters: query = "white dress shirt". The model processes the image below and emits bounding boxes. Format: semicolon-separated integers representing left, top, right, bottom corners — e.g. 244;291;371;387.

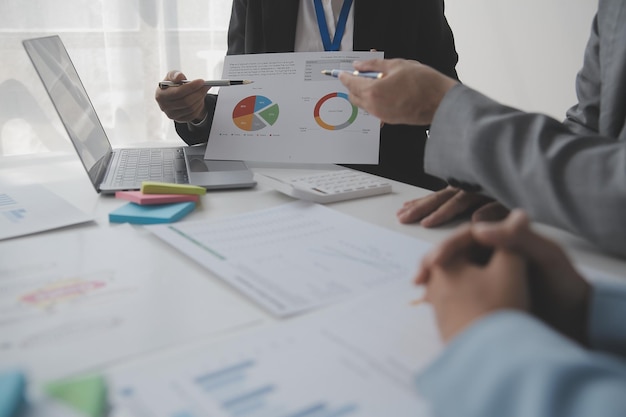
294;0;354;52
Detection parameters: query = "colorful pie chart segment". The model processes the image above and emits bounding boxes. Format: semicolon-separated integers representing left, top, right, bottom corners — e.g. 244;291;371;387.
232;95;279;131
314;92;358;130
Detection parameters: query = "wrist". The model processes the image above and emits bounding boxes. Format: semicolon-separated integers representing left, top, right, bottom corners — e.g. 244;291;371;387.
190;109;209;127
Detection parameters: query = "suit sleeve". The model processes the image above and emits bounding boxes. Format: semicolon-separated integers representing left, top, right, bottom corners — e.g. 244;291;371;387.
174;94;217;146
563;13;601;135
588;280;626;357
174;0;248;146
227;0;247;55
415;309;626;417
424;84;626;257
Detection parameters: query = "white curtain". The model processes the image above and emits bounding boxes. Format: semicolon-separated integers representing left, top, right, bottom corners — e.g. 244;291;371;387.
0;0;232;155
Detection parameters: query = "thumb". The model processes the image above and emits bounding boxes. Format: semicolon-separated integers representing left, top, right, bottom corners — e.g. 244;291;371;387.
166;70;187;82
472;209;529;249
488;249;526;279
487;249;529;309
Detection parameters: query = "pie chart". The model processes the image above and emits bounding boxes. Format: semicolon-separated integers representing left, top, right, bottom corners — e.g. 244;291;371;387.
314;92;358;130
232;95;279;131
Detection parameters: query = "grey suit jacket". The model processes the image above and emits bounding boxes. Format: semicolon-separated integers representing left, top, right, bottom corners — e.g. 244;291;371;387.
425;0;626;257
176;0;459;190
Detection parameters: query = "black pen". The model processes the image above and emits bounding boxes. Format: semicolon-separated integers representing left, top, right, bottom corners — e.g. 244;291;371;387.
321;69;384;79
158;79;254;89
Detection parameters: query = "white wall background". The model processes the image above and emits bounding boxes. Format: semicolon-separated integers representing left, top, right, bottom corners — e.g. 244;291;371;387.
445;0;598;119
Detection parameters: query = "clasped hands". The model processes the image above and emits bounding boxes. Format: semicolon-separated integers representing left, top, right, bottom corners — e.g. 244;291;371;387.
416;209;590;345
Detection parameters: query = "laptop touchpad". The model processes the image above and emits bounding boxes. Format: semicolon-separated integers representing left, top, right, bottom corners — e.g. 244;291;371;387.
188;156;210;172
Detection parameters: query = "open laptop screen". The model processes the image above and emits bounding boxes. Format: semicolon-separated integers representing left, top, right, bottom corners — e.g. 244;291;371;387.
23;35;111;186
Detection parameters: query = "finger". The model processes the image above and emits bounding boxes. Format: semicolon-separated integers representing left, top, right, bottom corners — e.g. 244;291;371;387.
165;70;187;82
352;59;388;72
338;73;371;108
414;261;430;286
486;249;530;310
420;191;492;228
421;265;443;305
396;187;459;224
471;210;530;249
157;89;208;121
185;78;212;91
474;210;579;275
471;201;510;223
427;224;476;267
488;248;526;281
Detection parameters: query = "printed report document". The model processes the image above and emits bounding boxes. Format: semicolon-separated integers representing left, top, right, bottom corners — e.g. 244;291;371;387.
147;201;432;317
111;279;442;417
206;51;384;164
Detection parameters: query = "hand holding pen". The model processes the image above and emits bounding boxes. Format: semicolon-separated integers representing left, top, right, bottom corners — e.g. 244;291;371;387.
155;70;252;123
336;58;458;126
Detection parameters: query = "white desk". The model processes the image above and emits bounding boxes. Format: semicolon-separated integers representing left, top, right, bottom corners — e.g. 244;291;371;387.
1;150;625;410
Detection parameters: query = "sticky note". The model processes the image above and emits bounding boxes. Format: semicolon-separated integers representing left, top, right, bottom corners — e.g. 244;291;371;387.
0;370;26;417
140;182;206;195
109;202;196;224
115;190;199;205
45;374;107;417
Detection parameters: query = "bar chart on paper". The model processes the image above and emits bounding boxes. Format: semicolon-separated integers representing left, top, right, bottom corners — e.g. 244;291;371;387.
112;308;431;417
192;360;358;417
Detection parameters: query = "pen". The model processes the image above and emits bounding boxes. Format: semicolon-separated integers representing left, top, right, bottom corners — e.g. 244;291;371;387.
158;79;253;89
410;298;425;307
321;69;384;79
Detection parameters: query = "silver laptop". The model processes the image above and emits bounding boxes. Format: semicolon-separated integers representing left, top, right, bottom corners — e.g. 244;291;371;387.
23;35;256;194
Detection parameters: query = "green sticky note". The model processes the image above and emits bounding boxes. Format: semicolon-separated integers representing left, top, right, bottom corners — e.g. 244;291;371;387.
44;374;107;417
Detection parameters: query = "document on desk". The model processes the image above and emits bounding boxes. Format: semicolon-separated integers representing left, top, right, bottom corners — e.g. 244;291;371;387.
110;280;441;417
0;225;263;382
205;51;383;163
147;201;432;317
0;183;93;240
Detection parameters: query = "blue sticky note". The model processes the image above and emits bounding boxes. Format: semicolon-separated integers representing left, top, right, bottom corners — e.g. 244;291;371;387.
109;202;195;224
0;370;26;417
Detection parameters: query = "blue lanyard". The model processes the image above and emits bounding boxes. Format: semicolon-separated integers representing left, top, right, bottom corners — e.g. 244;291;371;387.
313;0;353;51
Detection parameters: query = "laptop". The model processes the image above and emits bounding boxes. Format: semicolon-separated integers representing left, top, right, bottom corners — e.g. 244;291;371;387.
22;35;256;194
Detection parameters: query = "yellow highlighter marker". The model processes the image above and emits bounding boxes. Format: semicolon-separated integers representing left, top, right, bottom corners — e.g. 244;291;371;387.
141;182;207;196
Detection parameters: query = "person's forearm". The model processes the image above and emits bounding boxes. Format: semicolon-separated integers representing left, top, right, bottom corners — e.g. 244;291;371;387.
588;280;626;358
175;94;217;145
425;84;626;257
416;311;626;417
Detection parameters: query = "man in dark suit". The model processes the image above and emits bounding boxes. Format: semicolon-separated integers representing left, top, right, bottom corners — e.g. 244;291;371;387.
156;0;459;190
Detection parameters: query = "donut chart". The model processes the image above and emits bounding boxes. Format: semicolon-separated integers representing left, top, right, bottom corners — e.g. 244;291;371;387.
314;92;358;130
232;95;279;131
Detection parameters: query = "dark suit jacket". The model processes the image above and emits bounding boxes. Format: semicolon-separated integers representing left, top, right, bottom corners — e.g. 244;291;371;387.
177;0;459;190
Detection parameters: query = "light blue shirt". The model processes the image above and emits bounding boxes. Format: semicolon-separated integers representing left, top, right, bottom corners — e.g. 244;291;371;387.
415;280;626;417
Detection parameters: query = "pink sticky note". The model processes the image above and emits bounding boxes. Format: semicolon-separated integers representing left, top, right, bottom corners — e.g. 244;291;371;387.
115;191;199;205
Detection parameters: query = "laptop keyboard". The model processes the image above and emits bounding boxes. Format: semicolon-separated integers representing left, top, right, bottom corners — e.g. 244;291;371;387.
110;148;188;188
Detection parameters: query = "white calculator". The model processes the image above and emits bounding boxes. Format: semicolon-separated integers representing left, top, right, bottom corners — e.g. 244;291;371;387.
255;169;392;204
